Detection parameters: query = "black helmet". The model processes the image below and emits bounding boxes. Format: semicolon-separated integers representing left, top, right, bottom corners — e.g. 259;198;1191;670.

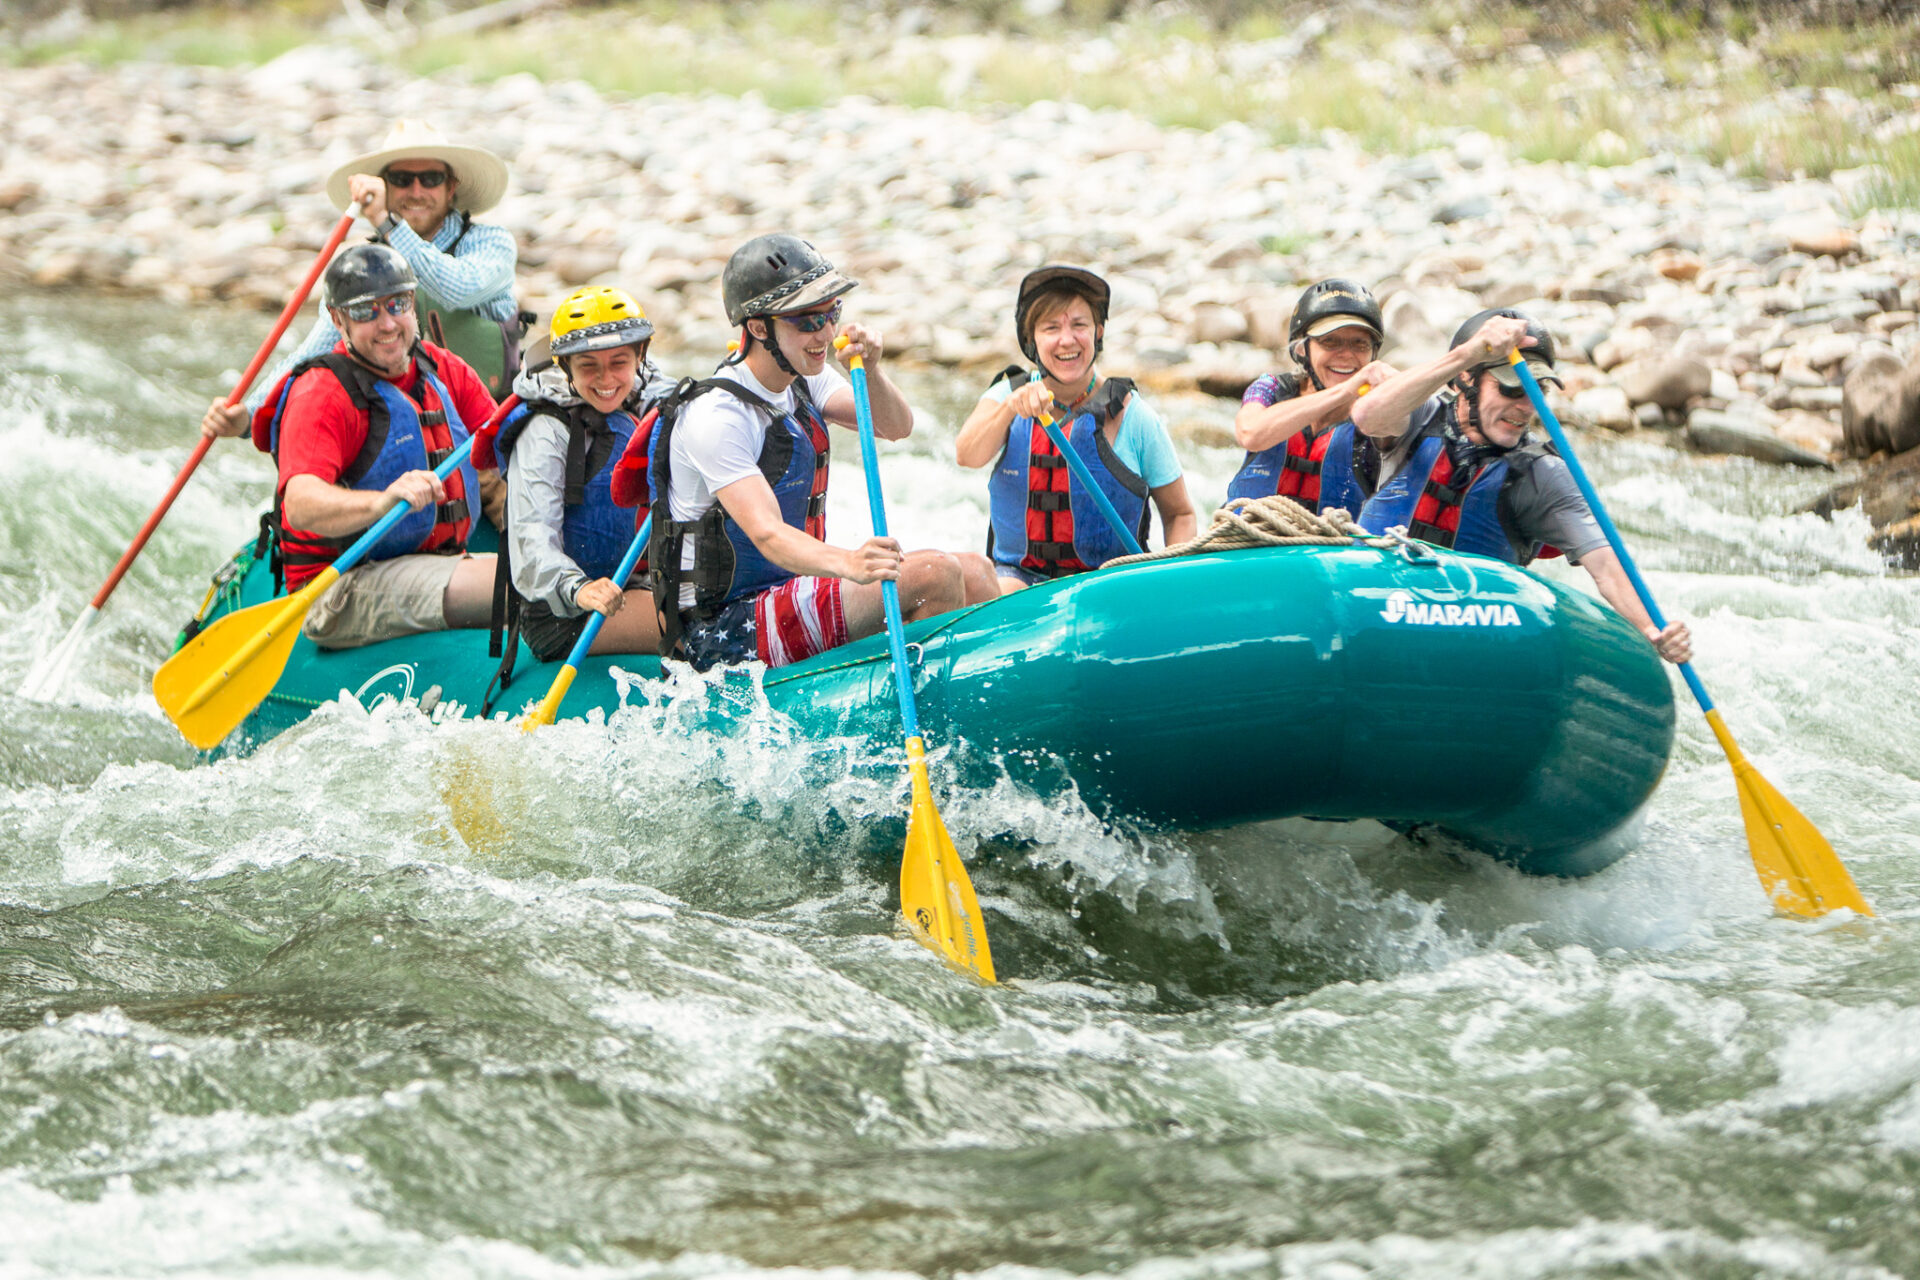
325;243;416;311
722;234;857;326
1015;265;1111;363
1289;279;1383;346
1451;308;1562;388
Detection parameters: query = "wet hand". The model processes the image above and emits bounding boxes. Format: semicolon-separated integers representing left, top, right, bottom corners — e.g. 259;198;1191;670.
1008;382;1056;422
1648;621;1692;665
1466;316;1535;366
385;469;444;513
200;399;249;440
845;536;903;585
576;578;624;617
835;323;883;368
1347;361;1398;397
348;174;387;226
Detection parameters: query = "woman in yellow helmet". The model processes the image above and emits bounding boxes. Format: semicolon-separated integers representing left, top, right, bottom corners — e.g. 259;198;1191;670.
488;285;666;668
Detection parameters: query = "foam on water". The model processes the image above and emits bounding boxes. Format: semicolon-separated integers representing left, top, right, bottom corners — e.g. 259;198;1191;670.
7;294;1920;1278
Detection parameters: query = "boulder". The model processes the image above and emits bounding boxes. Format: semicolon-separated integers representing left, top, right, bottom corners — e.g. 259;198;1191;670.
1800;444;1920;567
1188;301;1249;345
1614;356;1712;409
1242;297;1289;352
1685;407;1833;468
1572;385;1635;432
1841;346;1920;457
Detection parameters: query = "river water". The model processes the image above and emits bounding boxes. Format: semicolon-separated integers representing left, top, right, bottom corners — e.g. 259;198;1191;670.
3;292;1918;1278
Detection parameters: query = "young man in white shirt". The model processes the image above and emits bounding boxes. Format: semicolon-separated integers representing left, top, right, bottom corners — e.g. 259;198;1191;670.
649;234;998;669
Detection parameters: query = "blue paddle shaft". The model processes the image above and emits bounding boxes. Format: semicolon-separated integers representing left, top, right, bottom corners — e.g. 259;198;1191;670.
1027;373;1144;556
561;514;653;670
847;359;922;741
1510;358;1712;712
330;435;478;578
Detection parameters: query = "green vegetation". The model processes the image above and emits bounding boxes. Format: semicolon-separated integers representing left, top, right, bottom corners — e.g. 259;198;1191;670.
7;0;1917;208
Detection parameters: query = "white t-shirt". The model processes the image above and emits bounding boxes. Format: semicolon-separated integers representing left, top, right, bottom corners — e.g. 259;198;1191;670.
666;362;849;522
666;361;850;606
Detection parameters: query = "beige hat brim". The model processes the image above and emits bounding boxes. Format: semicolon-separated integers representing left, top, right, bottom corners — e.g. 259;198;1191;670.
326;141;509;216
1487;358;1563;389
1303;315;1381;339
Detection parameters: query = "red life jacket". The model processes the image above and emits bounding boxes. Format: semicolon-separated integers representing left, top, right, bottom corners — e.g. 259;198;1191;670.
996;377;1143;578
1408;447;1564;562
1276;426;1331;505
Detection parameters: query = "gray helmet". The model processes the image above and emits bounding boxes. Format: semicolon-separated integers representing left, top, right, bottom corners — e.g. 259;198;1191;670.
722;234;857;326
1015;264;1110;363
1289;279;1383;346
1452;308;1562;388
325;243;417;311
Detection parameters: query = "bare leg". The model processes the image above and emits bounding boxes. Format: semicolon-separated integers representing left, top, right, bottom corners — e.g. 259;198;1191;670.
996;576;1029;596
841;550;966;641
955;552;1001;605
442;554;501;628
585;589;664;655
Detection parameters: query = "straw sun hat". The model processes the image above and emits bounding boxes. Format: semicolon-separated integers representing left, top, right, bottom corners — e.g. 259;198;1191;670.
325;119;510;216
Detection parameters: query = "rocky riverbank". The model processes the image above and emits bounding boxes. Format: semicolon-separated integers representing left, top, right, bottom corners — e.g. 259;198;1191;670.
5;48;1920;549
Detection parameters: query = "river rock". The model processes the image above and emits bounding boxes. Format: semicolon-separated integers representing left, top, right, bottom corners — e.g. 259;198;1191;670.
1615;356;1712;409
1188;301;1248;345
1783;220;1860;259
1572;385;1634;432
1592;328;1659;371
1801;444;1920;566
1868;310;1917;335
1803;332;1857;370
1841;345;1920;457
1686;407;1833;468
1773;408;1844;458
1242;298;1288;352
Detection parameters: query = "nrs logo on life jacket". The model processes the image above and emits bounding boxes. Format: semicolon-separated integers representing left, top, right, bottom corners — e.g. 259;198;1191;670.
1379;590;1521;627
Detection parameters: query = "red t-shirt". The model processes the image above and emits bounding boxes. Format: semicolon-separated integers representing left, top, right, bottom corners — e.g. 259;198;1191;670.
276;342;496;586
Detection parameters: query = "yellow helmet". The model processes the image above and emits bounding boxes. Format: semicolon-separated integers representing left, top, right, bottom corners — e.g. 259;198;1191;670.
549;285;655;358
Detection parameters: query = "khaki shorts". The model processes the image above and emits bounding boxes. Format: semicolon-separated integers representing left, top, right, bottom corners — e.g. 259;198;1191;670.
303;553;465;650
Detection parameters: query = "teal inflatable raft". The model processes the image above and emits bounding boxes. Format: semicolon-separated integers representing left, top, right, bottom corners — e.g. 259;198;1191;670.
176;528;1676;877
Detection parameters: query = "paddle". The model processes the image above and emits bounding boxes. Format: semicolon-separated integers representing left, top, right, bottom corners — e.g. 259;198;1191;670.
1507;350;1871;918
154;397;514;751
839;336;996;981
19;201;367;703
521;513;653;732
1026;374;1144;556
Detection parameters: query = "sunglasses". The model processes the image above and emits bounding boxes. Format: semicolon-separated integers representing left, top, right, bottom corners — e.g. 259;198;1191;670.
383;168;450;189
778;300;843;333
1491;380;1530;400
340;294;415;323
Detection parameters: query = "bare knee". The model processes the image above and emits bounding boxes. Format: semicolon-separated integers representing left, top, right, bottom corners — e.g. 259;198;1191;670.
900;551;964;618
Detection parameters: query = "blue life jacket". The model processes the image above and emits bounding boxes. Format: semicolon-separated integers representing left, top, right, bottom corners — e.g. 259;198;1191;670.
987;378;1149;580
255;347;478;584
1358;424;1559;565
493;396;639;585
646;375;831;653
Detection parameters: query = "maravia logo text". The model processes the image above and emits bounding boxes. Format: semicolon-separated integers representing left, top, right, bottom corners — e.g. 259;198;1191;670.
1380;590;1521;627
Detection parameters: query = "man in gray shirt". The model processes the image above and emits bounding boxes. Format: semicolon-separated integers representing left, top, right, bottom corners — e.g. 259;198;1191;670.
1350;308;1691;664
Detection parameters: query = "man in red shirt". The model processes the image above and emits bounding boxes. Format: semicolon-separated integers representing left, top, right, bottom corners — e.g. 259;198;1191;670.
244;244;498;649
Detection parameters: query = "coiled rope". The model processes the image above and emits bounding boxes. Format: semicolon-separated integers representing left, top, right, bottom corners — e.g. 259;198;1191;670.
1103;495;1394;568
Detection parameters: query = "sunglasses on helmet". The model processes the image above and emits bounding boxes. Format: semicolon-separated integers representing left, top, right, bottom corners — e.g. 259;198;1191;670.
383;167;450;189
340;294;415;323
778;300;843;333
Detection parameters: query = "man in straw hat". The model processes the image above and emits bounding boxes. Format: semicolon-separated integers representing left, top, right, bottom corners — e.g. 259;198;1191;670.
204;120;524;446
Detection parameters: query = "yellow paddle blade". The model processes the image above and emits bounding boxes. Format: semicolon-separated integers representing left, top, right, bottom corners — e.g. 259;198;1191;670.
898;739;995;983
521;664;577;733
152;578;328;751
1705;711;1872;919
